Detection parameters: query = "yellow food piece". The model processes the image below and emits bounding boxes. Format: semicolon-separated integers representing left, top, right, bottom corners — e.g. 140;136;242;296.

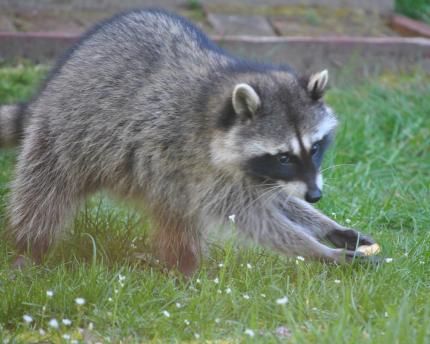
357;243;381;256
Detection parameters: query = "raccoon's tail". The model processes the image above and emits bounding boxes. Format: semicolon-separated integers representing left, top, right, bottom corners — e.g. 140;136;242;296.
0;104;25;147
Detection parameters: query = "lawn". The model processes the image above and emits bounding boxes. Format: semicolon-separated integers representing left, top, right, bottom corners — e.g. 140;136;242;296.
0;65;429;343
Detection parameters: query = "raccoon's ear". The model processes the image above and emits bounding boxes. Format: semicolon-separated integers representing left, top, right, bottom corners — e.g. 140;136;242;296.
232;83;261;119
307;69;329;100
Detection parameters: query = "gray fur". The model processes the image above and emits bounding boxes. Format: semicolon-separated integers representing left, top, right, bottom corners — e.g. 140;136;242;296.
0;104;22;146
0;9;375;272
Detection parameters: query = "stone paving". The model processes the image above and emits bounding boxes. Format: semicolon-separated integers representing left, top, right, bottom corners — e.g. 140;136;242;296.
0;0;400;37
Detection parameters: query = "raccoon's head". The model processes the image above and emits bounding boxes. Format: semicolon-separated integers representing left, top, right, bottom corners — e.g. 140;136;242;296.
211;69;337;203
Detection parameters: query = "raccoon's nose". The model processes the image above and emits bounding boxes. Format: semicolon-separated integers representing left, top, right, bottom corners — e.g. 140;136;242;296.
305;188;322;203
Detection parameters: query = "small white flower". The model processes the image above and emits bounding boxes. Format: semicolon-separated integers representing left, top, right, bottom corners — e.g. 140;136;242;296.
214;277;219;284
118;274;125;282
296;256;305;261
88;322;94;330
162;310;170;318
384;312;389;317
23;314;33;323
114;289;119;294
75;297;86;305
184;319;190;325
276;296;289;305
62;318;72;326
246;263;252;269
62;334;71;340
217;289;222;294
48;318;59;329
345;218;351;224
260;293;266;298
228;214;236;223
194;333;200;339
419;260;425;265
175;302;182;308
225;287;232;294
215;318;221;324
39;329;46;336
334;279;341;284
244;329;255;337
312;307;318;311
243;294;250;300
196;278;201;284
331;212;337;217
46;290;54;298
218;263;224;267
108;297;113;302
385;258;393;263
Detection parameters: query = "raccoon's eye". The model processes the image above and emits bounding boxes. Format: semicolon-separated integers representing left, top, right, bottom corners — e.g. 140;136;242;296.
310;142;321;155
277;153;291;165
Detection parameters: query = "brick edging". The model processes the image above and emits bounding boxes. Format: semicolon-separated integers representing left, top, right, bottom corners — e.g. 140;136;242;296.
1;32;430;77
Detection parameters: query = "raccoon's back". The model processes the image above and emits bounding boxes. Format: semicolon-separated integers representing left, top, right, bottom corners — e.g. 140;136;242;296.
19;9;230;192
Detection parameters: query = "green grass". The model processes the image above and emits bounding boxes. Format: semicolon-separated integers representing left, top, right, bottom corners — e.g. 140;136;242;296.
0;65;429;343
395;0;430;24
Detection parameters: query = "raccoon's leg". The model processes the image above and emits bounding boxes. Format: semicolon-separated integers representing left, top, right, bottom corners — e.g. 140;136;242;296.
280;197;375;250
151;209;201;277
236;208;366;263
8;152;81;267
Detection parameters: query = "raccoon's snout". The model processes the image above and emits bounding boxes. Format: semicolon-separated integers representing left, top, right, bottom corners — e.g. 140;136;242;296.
305;188;322;203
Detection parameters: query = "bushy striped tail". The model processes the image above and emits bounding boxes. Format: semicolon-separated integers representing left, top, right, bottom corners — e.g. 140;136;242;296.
0;104;24;147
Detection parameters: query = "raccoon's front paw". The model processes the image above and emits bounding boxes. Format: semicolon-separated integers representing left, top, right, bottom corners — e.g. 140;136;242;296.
325;228;376;251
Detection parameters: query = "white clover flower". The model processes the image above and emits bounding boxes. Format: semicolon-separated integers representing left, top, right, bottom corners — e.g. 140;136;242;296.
296;256;305;261
114;289;119;294
194;333;200;339
118;274;125;282
225;287;232;294
218;263;224;267
108;297;113;302
196;278;201;284
260;293;266;298
46;290;54;298
243;294;250;300
345;218;351;224
276;296;289;305
48;318;59;329
184;319;190;325
334;279;341;284
244;329;255;337
228;214;236;223
213;277;219;284
175;302;182;308
385;258;393;263
39;329;46;336
419;260;425;265
75;297;86;305
162;310;170;318
22;314;33;323
246;263;252;269
62;334;71;340
62;319;72;326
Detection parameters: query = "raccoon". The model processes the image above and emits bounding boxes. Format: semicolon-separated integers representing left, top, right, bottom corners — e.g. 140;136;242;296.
0;9;376;275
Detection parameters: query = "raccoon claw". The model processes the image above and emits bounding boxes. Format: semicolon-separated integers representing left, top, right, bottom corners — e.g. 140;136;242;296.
326;228;376;251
